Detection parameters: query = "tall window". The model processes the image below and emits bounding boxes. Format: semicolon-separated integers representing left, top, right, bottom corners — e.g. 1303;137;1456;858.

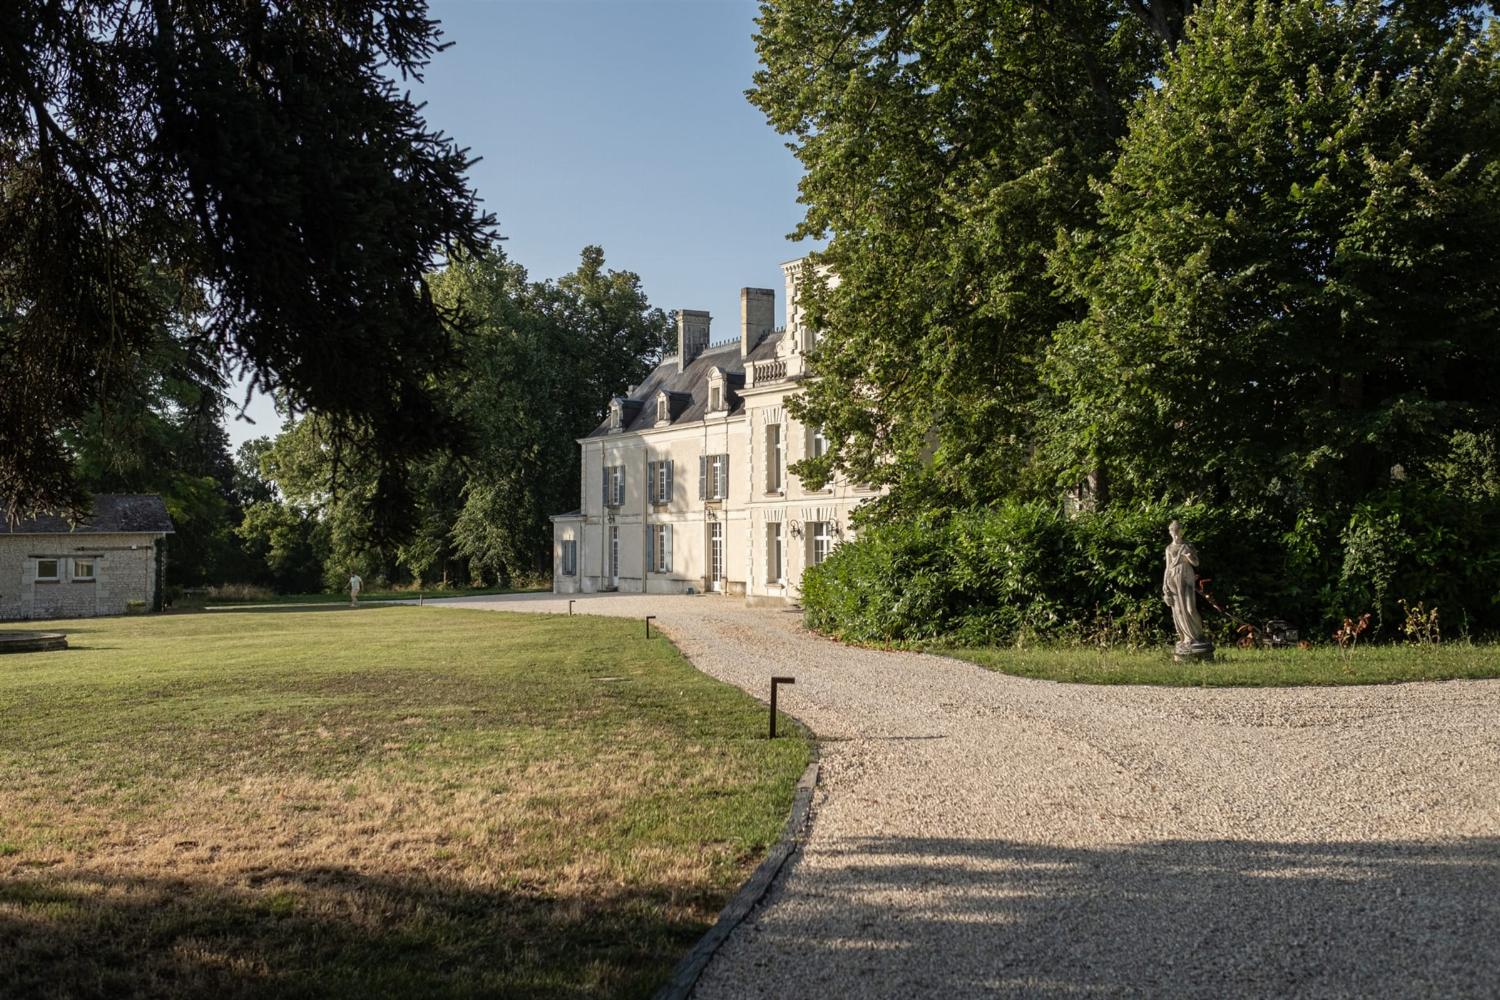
657;396;669;423
647;460;674;504
560;540;577;576
766;423;783;493
698;454;729;500
810;426;828;459
650;524;673;573
810;521;834;566
709;385;722;411
602;465;625;508
767;522;784;584
709;521;724;589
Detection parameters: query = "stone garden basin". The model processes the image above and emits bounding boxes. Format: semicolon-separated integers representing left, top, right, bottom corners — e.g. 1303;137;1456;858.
0;631;69;653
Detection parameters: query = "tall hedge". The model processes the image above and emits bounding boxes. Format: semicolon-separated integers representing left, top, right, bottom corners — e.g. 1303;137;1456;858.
803;492;1500;647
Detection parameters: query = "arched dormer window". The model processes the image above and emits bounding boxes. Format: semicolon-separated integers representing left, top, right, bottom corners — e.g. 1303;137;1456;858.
707;367;726;414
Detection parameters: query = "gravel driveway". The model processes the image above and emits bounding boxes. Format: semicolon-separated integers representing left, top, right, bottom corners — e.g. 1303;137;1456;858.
427;592;1500;998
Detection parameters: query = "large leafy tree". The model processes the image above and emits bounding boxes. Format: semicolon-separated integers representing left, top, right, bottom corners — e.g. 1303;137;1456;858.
65;307;248;584
0;0;492;531
1045;0;1500;513
434;246;670;584
749;1;1187;512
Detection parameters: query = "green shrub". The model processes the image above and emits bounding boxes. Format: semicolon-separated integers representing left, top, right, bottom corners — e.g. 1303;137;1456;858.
803;492;1500;647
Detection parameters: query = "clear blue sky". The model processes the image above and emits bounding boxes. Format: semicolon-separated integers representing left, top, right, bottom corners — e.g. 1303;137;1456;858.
225;0;815;447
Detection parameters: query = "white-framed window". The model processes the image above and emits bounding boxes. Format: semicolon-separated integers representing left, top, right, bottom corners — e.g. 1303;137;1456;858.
766;423;783;493
609;400;623;430
810;521;834;566
72;557;97;582
560;540;577;576
35;558;60;582
602;465;625;508
698;454;729;500
767;522;784;584
650;524;673;573
709;385;722;412
657;395;669;424
810;425;828;459
647;459;674;505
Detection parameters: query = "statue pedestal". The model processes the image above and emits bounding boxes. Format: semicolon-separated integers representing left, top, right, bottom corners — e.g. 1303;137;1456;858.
1173;641;1215;664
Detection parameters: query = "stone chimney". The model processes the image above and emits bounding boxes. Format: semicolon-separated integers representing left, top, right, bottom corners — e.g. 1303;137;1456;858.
740;288;775;359
677;309;711;373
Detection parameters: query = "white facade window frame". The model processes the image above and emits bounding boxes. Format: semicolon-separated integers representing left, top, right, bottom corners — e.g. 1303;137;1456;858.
35;558;60;582
767;522;784;584
699;453;729;501
647;459;673;505
810;521;834;566
766;423;783;494
603;465;625;508
72;557;97;582
560;540;577;576
651;524;673;574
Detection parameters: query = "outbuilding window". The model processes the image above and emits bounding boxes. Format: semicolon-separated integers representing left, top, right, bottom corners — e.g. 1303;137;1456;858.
35;558;59;582
560;540;577;576
72;558;96;582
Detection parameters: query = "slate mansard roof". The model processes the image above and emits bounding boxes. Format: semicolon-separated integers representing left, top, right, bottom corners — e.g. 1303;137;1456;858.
2;494;175;535
587;328;783;439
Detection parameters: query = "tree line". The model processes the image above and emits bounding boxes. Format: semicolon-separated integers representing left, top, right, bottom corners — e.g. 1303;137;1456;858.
67;248;668;595
758;0;1500;642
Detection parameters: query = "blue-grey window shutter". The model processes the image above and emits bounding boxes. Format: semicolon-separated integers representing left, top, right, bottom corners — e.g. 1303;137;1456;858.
664;460;673;503
698;456;707;500
722;454;730;498
663;525;672;573
602;465;609;507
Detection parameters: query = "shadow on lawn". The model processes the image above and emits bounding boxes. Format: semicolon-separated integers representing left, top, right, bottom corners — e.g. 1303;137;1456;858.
0;863;711;1000
755;835;1500;997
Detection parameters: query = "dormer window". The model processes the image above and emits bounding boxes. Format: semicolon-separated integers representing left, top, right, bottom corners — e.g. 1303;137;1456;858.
707;367;727;414
657;394;669;425
609;398;623;431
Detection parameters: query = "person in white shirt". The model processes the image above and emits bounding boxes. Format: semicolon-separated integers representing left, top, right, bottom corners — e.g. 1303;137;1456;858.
348;572;363;607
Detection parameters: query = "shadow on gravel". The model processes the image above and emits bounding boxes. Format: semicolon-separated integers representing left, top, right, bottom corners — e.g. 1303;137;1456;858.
766;837;1500;996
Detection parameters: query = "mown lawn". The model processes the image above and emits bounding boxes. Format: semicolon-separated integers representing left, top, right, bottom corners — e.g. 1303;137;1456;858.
0;608;809;999
938;641;1500;687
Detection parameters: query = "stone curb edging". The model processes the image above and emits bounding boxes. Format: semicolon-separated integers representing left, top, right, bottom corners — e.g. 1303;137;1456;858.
652;751;820;1000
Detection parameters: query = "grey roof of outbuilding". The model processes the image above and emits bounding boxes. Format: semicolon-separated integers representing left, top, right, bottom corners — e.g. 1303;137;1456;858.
587;329;782;438
2;494;175;535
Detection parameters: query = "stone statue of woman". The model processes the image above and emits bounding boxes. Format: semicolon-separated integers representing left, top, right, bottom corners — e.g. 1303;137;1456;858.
1162;520;1213;661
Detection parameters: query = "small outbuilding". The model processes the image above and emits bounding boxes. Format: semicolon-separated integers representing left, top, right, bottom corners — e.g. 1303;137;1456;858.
1;494;174;620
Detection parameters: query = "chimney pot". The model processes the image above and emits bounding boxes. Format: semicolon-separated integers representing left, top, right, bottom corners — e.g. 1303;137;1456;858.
740;288;776;359
677;310;712;372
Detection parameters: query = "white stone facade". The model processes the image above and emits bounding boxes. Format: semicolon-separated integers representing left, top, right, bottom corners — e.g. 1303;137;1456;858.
552;259;875;605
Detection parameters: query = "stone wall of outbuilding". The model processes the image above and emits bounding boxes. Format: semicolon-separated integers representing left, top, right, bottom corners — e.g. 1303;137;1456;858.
0;533;162;621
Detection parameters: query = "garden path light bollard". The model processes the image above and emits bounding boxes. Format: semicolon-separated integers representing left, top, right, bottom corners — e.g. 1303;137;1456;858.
769;676;795;739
